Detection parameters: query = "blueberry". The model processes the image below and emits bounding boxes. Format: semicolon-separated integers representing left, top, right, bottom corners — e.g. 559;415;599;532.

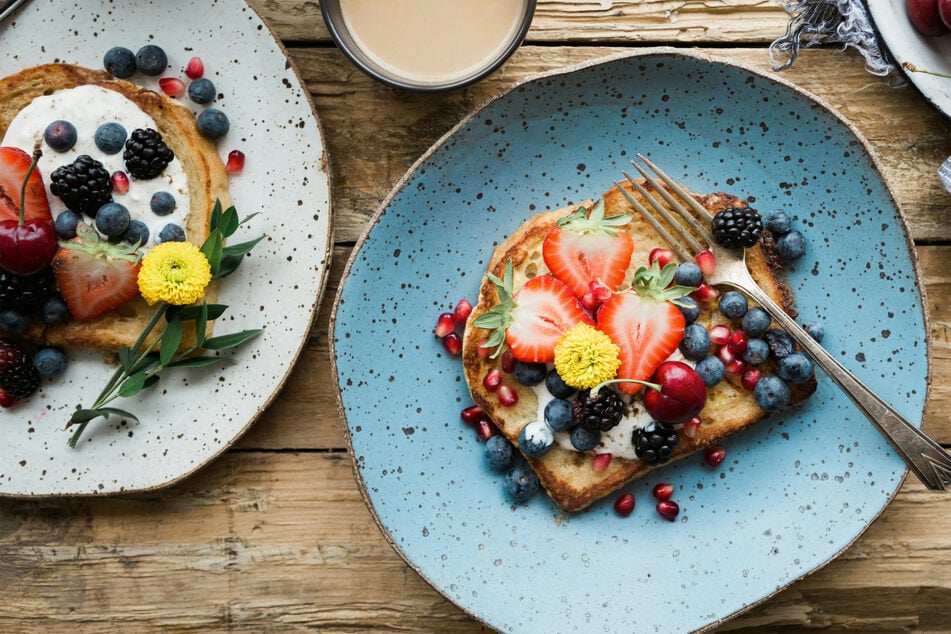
54;209;83;239
44;120;77;152
742;338;770;365
188;77;216;105
754;375;791;412
135;44;168;75
103;46;136;78
804;321;825;343
33;348;67;379
764;210;792;236
545;368;575;399
569;426;600;452
150;191;177;216
764;328;795;359
695;356;725;387
95;202;131;238
718;291;748;319
673;261;702;287
675;296;700;324
484;435;514;471
196;108;230;139
741;306;771;337
777;351;815;384
513;361;546;387
0;310;29;335
777;230;805;262
42;296;70;325
503;461;539;503
518;420;554;458
679;323;710;361
94;122;127;154
122;220;150;247
158;223;186;243
544;399;574;432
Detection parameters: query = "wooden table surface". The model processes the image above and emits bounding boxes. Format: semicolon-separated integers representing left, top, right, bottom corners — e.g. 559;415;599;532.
5;1;951;631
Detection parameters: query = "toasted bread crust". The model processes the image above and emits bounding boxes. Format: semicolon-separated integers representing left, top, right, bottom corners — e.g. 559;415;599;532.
462;180;815;511
0;63;230;350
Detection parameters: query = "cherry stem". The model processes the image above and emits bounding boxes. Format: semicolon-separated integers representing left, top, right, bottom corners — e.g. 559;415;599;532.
591;378;660;397
17;148;42;227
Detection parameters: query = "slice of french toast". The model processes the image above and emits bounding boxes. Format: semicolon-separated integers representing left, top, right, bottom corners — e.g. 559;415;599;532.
462;179;816;512
0;63;230;350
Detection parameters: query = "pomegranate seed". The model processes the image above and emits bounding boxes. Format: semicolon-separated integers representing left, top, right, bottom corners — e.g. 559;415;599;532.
717;344;736;364
692;282;719;302
497;383;519;407
460;405;485;426
441;332;462;356
683;416;701;439
652;482;674;500
649;247;674;268
728;331;748;354
580;291;598;312
614;492;636;517
159;77;186;98
725;358;746;376
695;249;716;276
185;56;205;79
656;500;680;521
741;368;761;391
434;312;456;337
483;368;502;392
709;325;732;347
589;280;613;302
453;298;473;322
226;150;246;175
500;350;516;374
704;445;727;466
0;388;16;408
111;171;130;195
592;453;613;472
476;419;497;441
477;339;492;360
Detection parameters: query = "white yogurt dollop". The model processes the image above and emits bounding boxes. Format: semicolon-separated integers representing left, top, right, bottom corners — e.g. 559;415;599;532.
1;85;190;248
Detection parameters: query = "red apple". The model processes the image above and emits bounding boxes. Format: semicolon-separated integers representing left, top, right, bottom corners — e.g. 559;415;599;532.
908;0;949;36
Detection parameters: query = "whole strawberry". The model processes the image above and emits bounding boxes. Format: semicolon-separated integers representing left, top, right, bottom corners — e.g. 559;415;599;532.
0;339;39;400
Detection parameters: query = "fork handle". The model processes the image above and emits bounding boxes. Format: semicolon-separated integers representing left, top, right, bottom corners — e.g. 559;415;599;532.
728;281;951;491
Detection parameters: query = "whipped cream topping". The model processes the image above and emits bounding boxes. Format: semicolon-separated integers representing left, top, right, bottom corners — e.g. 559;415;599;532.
1;85;190;248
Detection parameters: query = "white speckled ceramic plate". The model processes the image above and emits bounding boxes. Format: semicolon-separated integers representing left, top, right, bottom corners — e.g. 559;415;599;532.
0;0;331;495
332;50;929;632
868;0;951;118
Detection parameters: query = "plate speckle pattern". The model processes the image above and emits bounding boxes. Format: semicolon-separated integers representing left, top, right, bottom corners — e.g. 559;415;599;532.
0;0;331;495
332;51;928;632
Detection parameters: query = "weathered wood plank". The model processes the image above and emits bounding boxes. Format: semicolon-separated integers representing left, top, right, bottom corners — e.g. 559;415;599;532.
0;453;949;632
248;0;794;44
292;45;951;245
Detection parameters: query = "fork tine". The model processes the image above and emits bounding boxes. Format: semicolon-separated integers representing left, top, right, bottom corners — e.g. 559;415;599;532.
636;154;715;226
629;161;716;248
613;181;692;261
622;170;706;256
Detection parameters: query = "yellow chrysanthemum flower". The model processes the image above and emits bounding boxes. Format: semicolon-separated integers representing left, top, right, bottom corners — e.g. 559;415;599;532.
553;323;621;389
138;241;212;305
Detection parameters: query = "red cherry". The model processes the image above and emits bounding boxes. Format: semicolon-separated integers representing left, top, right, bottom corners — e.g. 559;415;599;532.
641;361;707;424
0;217;57;275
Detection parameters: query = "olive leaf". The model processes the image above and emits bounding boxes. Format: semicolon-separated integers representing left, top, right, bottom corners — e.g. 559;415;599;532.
203;329;263;351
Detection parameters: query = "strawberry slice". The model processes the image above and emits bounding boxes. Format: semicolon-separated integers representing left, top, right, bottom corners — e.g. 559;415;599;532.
596;261;693;394
0;147;51;223
473;260;593;363
542;199;634;298
51;224;142;322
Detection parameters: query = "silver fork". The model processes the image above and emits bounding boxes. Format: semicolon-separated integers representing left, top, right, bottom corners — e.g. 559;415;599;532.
617;153;951;491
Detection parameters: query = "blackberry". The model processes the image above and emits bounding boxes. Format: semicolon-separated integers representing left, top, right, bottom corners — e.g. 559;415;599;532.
123;128;174;179
577;388;625;432
0;268;55;312
632;421;680;465
0;339;40;400
711;206;763;249
49;155;113;216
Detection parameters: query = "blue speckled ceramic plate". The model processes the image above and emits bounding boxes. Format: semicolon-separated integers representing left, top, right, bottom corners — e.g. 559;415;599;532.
331;50;929;633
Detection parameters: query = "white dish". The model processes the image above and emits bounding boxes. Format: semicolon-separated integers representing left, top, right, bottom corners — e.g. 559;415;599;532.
0;0;332;495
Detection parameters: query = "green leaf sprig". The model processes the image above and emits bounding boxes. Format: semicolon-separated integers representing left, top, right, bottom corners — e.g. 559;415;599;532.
67;200;265;448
